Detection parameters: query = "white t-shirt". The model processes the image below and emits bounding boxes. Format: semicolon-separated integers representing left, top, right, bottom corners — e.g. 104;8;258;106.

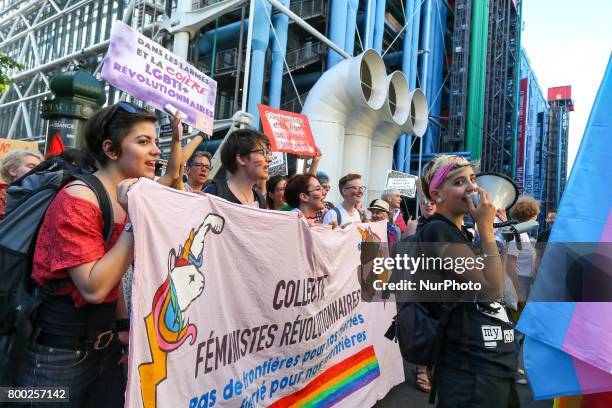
322;204;362;226
507;232;536;278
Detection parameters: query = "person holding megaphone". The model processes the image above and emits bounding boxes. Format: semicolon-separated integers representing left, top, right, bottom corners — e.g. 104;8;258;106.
412;155;519;407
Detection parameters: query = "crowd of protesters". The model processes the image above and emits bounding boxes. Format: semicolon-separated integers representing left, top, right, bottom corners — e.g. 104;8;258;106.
0;101;557;407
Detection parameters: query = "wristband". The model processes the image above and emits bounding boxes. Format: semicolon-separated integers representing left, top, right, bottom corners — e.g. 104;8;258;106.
116;318;130;332
481;253;500;259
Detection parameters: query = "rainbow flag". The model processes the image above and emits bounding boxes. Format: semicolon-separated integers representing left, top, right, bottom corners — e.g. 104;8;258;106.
270;346;380;407
517;52;612;400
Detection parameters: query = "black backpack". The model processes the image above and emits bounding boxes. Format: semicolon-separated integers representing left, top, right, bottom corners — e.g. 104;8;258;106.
385;222;469;404
0;157;113;386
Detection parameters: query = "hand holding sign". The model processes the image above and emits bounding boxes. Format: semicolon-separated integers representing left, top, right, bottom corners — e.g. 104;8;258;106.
258;104;317;157
168;109;184;143
102;21;217;135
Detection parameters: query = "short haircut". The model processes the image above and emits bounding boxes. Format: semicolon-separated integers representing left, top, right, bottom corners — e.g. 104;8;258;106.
84;103;157;166
510;196;541;222
338;173;361;196
420;155;471;200
0;149;43;183
220;128;270;174
187;151;212;167
284;174;316;209
381;189;400;201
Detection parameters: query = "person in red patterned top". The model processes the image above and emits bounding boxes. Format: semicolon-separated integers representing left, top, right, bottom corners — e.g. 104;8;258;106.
15;102;182;407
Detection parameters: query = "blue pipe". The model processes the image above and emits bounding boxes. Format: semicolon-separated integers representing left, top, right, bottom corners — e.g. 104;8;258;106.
292;72;322;88
344;0;359;55
247;0;272;128
365;0;376;49
427;0;447;153
427;1;439;153
382;51;402;66
199;20;246;55
396;0;416;173
268;0;290;108
419;0;436;154
410;0;421;90
327;0;348;68
373;0;386;53
200;139;224;155
407;0;421;173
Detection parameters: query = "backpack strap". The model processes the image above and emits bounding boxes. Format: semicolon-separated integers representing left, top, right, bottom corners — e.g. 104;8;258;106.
73;174;114;244
253;188;266;209
331;206;342;225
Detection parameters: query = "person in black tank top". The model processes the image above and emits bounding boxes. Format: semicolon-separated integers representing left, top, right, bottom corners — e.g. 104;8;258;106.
204;128;271;209
418;155;519;408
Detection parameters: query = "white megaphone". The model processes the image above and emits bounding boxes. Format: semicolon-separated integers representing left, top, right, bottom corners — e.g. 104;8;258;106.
499;219;539;235
475;172;519;211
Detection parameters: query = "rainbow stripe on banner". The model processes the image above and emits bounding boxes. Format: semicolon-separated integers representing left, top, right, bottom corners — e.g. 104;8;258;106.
270;346;380;407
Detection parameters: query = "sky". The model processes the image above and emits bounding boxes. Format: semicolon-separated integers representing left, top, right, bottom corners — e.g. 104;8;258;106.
521;0;612;174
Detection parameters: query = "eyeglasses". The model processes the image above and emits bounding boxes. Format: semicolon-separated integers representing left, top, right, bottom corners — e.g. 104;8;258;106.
308;186;323;193
250;147;274;159
191;163;212;171
343;186;367;192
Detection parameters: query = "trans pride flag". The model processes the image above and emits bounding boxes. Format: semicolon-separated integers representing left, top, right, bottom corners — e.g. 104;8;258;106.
517;53;612;400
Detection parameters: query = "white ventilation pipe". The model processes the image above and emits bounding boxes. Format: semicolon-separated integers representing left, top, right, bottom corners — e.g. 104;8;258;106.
302;49;387;203
342;71;411;194
406;88;429;138
368;88;428;201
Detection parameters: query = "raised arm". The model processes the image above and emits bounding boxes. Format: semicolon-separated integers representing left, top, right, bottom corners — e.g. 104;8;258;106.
158;114;184;187
307;147;322;175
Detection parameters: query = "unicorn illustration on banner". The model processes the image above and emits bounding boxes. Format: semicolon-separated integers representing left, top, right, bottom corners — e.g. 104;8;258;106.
139;214;225;408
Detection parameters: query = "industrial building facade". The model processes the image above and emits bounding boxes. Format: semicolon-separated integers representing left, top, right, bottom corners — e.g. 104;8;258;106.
0;0;569;209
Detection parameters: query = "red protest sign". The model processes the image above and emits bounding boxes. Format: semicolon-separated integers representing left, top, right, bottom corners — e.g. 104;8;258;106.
258;104;317;156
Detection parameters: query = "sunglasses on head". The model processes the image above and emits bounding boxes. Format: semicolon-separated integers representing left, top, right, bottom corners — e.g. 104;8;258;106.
110;101;139;116
104;101;140;130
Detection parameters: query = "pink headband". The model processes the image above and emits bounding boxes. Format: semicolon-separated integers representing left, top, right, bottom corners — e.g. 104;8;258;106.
428;157;466;196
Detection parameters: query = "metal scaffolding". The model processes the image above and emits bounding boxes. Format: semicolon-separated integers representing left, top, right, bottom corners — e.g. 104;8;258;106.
0;0;168;142
443;0;471;152
481;0;518;174
543;99;570;214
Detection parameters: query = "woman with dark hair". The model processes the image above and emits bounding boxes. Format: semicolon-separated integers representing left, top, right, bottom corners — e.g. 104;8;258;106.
266;175;288;210
413;155;518;407
284;174;325;225
15;102;182;406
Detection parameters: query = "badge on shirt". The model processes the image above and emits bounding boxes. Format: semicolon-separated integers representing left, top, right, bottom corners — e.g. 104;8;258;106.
482;325;503;340
476;302;511;324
